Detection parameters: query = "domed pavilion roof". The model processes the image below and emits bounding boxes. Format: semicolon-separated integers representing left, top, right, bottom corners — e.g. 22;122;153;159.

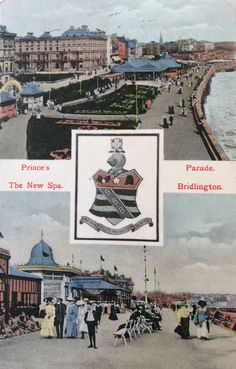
26;237;59;266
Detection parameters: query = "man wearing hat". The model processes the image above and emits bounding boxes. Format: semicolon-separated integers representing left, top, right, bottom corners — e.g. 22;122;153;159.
84;302;98;349
54;298;66;338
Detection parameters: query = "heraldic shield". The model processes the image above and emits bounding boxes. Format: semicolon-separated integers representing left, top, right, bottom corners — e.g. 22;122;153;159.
90;169;143;226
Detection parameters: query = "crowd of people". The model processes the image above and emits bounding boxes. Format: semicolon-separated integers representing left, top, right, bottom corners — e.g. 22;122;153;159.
0;308;40;339
129;303;162;332
39;297;123;349
157;65;209;130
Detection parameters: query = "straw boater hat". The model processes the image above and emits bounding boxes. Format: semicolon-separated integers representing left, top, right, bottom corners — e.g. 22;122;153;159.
76;300;85;306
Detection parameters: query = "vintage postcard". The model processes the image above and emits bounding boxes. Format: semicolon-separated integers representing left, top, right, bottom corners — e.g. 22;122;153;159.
0;1;236;369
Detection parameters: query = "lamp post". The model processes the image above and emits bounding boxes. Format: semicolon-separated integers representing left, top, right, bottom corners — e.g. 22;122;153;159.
154;267;157;305
143;245;148;304
135;83;139;123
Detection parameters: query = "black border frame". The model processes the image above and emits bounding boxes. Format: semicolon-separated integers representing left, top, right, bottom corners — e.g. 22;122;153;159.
74;132;160;243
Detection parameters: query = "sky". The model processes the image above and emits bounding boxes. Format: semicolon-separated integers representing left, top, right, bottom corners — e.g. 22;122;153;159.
1;191;236;295
0;0;236;42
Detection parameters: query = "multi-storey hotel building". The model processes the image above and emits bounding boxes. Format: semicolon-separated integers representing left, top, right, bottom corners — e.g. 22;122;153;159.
0;25;16;74
15;25;108;73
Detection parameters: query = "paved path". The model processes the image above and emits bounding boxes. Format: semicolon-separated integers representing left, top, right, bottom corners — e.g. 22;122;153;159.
38;68;111;91
62;80;127;107
140;70;211;160
0;112;29;159
0;309;235;369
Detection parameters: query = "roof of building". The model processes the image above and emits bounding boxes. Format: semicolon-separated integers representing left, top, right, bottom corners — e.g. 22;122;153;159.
0;90;16;105
26;238;59;266
21;83;45;96
0;266;42;280
0;25;8;33
18;264;82;275
61;27;106;39
71;276;130;293
39;31;52;39
22;32;37;40
147;41;160;45
112;53;181;73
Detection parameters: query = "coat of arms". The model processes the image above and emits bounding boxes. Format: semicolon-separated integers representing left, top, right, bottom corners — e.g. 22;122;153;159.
80;137;153;235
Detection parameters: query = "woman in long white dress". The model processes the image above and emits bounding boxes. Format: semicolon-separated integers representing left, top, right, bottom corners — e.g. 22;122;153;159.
39;298;55;338
77;302;88;339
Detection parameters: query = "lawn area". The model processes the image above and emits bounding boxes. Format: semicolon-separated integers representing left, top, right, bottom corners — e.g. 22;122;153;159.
27;115;138;159
61;85;159;115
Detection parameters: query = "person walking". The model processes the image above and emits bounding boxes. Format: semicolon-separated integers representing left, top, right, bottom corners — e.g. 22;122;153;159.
85;302;98;349
39;298;55;338
194;298;210;340
169;115;174;126
109;302;118;321
54;298;66;339
95;302;103;325
161;116;169;128
65;298;78;338
78;301;88;339
174;301;192;339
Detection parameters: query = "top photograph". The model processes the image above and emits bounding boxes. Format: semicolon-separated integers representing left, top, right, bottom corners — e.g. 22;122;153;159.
0;0;235;160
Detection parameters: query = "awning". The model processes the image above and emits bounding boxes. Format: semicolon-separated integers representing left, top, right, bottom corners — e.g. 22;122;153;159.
71;276;130;293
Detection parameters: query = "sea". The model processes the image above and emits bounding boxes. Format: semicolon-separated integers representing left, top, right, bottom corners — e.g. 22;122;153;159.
204;70;236;160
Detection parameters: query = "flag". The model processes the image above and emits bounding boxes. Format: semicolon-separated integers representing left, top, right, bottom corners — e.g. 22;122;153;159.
154;268;156;274
114;265;118;271
100;255;105;262
0;232;4;238
43;251;49;257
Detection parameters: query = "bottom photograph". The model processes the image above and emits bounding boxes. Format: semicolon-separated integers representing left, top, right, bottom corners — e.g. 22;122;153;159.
0;192;235;369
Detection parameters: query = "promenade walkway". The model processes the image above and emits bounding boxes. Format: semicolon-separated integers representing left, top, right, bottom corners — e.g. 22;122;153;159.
140;70;211;160
0;309;235;369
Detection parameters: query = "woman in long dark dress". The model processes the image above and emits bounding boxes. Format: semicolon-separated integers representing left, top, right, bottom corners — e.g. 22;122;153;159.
109;302;118;321
174;302;191;339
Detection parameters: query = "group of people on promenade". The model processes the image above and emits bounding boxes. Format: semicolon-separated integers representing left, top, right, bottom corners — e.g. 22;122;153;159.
0;308;40;339
39;297;122;349
159;66;210;130
173;298;211;340
129;303;163;332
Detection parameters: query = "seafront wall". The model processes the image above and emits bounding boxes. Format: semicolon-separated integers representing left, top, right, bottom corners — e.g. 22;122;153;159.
193;61;236;161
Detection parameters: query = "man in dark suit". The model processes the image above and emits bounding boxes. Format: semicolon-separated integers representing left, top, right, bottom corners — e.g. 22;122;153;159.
84;302;98;349
95;302;102;325
54;298;66;338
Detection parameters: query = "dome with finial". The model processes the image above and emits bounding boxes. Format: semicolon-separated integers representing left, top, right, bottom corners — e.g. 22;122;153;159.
26;231;59;266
